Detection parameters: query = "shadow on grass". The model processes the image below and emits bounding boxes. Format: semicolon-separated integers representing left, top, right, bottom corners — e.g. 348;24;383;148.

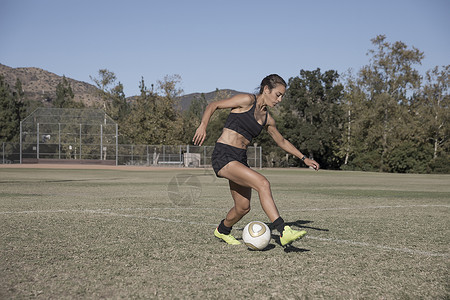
283;244;310;253
286;220;329;232
238;233;308;253
238;220;327;253
271;234;310;253
275;220;328;253
245;244;276;252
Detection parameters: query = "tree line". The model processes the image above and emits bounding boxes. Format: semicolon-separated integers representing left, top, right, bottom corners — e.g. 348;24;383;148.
1;35;448;173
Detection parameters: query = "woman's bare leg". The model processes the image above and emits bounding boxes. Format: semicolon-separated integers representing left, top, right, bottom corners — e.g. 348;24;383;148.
223;180;251;228
218;161;280;222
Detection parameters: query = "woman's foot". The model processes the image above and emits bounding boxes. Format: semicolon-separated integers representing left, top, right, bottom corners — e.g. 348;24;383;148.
279;226;307;246
214;228;241;245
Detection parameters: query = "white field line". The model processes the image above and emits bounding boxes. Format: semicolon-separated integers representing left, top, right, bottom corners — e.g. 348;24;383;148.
87;210;219;226
1;206;448;258
0;209;218;226
0;207;217;214
2;204;447;215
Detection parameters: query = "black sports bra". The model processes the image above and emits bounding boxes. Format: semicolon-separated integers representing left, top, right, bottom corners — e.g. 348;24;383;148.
223;95;268;142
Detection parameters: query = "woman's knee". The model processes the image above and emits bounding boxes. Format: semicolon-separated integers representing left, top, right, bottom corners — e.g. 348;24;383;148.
255;177;271;193
236;203;251;215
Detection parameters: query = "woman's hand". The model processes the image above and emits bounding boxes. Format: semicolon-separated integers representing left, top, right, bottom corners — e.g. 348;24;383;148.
305;158;320;171
192;124;207;146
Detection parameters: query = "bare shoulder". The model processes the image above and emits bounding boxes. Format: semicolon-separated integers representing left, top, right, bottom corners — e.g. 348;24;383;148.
216;93;254;111
229;93;254;106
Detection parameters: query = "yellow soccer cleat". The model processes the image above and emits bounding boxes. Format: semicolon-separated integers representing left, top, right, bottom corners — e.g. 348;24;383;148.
214;228;241;245
279;226;307;246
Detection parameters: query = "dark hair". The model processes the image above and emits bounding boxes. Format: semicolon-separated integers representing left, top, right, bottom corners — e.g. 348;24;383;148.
258;74;287;94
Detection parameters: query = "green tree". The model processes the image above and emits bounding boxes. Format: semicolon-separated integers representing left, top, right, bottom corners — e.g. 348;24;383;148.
339;72;366;168
107;81;129;122
416;65;449;173
157;74;183;100
181;93;208;144
188;93;208;120
12;77;42;116
13;78;24;100
90;69;129;129
339;70;389;171
0;76;22;142
90;69;117;94
122;75;184;145
13;78;28;123
54;76;83;108
279;69;344;169
357;35;424;172
90;68;120;111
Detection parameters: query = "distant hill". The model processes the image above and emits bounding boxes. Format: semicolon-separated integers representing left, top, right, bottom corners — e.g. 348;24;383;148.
0;64;242;111
0;64;103;106
178;89;242;111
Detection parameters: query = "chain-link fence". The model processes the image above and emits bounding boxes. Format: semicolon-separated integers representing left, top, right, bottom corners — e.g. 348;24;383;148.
1;142;262;168
2;108;263;168
118;144;262;168
1;142;19;164
19;108;118;164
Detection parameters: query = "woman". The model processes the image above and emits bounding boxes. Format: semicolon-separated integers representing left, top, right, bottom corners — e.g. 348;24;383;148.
193;74;320;247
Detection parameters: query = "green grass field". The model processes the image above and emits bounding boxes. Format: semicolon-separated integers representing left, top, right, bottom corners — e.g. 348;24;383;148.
1;166;449;299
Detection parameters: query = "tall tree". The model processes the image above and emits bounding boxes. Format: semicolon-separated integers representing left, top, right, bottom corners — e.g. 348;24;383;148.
13;78;27;124
90;69;120;112
279;69;344;169
0;76;22;142
181;93;208;144
12;78;42;116
54;76;83;108
107;81;129;122
90;69;117;94
157;74;183;100
357;35;424;172
122;75;184;145
338;70;401;172
338;72;367;168
416;65;449;172
89;69;130;130
13;78;24;101
188;93;208;120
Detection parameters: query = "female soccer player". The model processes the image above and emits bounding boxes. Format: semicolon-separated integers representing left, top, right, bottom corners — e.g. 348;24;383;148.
192;74;320;246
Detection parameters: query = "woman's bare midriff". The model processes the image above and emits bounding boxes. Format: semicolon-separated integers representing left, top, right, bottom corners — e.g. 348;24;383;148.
216;128;250;149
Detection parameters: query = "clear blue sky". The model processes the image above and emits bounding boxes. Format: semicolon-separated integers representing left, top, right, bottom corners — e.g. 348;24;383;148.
1;0;449;96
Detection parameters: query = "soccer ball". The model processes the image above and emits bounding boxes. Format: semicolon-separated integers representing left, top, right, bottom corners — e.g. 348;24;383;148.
242;221;271;250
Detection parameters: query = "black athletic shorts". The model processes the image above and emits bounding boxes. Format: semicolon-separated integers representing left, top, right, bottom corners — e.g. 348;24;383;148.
211;142;249;177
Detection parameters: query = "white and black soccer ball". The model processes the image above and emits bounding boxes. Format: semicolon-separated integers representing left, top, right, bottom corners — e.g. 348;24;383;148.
242;221;271;250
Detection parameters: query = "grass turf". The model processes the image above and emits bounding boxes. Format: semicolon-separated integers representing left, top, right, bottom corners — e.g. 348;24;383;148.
1;167;449;299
